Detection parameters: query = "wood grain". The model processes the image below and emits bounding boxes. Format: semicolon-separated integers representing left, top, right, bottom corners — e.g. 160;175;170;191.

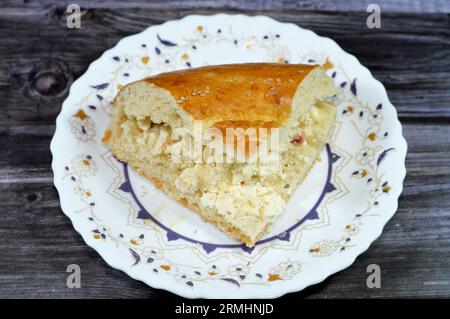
2;0;450;13
0;0;449;298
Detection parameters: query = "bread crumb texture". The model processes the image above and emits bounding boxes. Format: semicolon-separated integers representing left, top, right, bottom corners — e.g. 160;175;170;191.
104;64;338;246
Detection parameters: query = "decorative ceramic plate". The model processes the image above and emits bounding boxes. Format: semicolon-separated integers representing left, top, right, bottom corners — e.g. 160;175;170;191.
51;14;407;298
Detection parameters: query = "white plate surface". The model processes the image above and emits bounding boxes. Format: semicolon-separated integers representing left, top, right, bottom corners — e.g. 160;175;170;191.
51;14;407;298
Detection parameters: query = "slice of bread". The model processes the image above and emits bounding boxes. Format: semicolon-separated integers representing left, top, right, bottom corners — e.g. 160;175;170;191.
103;63;338;247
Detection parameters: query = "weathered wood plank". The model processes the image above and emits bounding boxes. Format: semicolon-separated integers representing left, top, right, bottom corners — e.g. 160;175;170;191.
0;122;449;298
1;123;449;182
0;1;449;299
2;0;450;13
0;9;449;123
0;170;449;298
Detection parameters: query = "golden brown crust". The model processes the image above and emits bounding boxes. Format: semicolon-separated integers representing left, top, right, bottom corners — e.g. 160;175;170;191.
144;63;319;127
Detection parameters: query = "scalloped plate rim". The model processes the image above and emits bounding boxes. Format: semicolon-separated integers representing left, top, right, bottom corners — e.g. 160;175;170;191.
50;13;407;299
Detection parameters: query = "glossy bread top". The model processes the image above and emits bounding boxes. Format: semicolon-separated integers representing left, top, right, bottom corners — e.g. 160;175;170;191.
144;63;319;128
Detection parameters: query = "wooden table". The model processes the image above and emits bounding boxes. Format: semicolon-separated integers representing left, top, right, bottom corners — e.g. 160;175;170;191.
0;0;449;299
